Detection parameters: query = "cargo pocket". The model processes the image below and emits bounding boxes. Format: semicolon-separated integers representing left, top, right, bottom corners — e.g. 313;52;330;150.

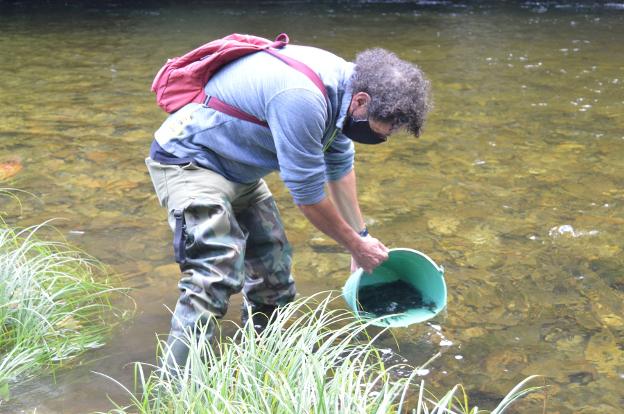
172;208;187;264
168;197;194;265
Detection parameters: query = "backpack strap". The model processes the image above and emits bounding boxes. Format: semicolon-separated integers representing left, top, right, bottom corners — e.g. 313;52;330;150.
205;46;329;130
263;48;329;101
269;33;289;48
205;96;269;128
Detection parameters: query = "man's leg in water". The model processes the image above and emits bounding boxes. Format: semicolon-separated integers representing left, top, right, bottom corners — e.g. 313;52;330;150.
146;158;248;370
233;184;296;332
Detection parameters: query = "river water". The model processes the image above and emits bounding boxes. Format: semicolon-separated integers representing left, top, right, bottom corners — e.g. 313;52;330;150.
1;1;623;412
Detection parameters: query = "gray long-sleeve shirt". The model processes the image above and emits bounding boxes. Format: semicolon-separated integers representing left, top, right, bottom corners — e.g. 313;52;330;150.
152;44;355;205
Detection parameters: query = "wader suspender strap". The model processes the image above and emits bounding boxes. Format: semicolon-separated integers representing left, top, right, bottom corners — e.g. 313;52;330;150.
173;209;186;264
204;48;332;136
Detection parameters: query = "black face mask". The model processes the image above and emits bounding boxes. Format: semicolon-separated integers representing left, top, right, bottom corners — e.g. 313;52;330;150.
342;116;387;145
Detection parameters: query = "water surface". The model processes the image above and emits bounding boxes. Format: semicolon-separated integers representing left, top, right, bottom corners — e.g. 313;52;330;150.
1;1;623;412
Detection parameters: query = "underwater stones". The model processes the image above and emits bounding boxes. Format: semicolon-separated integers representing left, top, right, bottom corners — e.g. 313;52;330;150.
541;316;589;348
42;158;65;170
295;248;349;285
308;236;342;253
555;335;585;354
588;257;624;288
283;227;306;245
118;260;152;281
437;184;471;204
600;313;624;329
555;142;586;152
482;306;515;327
568;371;594;385
575;405;623;414
463;250;505;270
586;290;624;329
0;157;22;180
584;329;624;375
153;263;180;279
521;357;578;383
463;326;487;338
465;224;500;246
84;150;109;163
483;349;527;377
505;391;551;413
426;215;460;236
505;296;530;314
111;178;141;193
574;311;603;331
358;180;382;205
121;128;148;143
472;376;524;402
66;173;103;190
589;244;621;259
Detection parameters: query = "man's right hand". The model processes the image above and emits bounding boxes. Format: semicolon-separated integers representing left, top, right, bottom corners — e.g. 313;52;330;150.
297;197;389;273
350;236;389;274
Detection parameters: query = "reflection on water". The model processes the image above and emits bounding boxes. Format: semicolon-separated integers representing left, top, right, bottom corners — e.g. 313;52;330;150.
1;1;623;412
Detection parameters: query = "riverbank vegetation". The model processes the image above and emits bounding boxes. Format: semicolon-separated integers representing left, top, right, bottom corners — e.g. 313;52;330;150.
0;221;126;400
105;294;541;413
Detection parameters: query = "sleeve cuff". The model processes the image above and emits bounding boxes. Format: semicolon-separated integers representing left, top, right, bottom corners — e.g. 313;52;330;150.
292;189;326;205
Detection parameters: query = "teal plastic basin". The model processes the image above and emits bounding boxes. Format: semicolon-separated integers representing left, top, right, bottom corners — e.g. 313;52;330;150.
342;248;446;327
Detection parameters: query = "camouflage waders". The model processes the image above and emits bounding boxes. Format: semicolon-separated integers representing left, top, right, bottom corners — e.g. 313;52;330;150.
145;158;296;369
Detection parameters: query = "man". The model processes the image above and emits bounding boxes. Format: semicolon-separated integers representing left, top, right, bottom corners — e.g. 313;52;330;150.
146;41;431;368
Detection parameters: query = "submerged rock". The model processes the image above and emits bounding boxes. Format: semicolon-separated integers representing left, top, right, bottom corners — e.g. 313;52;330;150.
427;215;460;236
0;157;22;180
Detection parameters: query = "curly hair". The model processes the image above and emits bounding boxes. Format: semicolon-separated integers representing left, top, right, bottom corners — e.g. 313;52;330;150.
351;48;432;137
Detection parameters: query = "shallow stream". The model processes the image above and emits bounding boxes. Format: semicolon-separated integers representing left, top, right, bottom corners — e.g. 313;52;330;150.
1;1;623;412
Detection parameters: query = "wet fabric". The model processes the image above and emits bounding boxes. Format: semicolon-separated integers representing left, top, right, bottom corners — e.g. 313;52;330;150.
145;157;296;368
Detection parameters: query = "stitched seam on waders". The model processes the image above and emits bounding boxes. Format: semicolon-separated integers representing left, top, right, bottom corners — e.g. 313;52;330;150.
163;167;170;205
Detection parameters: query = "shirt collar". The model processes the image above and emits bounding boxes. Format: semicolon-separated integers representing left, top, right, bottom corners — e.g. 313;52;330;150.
335;63;354;131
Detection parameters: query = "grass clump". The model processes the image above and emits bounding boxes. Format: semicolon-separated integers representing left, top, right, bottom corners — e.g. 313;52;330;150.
105;294;541;414
0;222;126;400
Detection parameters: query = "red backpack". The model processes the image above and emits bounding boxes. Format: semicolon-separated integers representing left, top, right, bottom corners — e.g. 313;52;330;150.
151;33;328;126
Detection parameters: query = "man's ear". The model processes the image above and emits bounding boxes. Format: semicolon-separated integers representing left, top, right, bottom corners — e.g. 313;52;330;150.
349;92;371;115
353;92;371;108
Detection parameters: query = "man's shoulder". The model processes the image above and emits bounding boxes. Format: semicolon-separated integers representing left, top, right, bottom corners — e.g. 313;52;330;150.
281;44;344;60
